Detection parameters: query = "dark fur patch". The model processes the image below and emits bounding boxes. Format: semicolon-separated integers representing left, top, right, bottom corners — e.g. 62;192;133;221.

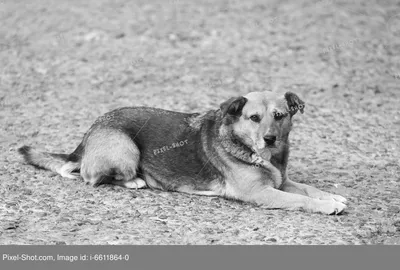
18;145;31;156
284;92;305;116
18;146;32;164
18;146;46;170
220;96;247;117
220;96;247;125
67;143;84;162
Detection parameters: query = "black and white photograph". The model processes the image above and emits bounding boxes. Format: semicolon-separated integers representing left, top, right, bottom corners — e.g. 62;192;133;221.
0;0;399;249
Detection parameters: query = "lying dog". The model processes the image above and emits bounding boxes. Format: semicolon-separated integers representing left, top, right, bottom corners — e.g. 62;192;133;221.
18;91;347;214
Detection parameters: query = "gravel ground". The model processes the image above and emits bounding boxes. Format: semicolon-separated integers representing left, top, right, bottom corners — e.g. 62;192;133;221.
1;0;399;245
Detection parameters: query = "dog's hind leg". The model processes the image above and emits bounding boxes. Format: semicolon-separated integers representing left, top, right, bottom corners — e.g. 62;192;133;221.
80;128;146;188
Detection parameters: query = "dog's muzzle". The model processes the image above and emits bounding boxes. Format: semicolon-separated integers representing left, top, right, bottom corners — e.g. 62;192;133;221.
263;135;277;146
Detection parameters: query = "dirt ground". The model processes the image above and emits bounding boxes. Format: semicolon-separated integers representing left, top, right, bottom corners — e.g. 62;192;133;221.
0;0;399;245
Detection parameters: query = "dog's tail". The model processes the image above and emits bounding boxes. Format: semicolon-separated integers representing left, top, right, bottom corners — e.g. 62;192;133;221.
18;145;82;179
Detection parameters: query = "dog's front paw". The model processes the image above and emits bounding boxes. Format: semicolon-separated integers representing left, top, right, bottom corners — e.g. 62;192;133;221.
330;194;347;204
318;193;347;205
313;199;347;215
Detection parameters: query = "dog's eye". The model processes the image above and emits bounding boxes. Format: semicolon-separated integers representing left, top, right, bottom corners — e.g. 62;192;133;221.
250;115;261;123
274;113;287;121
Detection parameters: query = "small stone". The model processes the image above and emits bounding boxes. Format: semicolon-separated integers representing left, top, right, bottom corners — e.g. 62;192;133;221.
115;33;125;39
4;223;19;230
58;218;70;223
23;189;33;195
393;220;400;228
81;208;93;215
255;235;266;241
266;238;277;242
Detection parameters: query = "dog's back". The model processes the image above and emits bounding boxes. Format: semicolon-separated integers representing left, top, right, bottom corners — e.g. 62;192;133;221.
19;106;224;191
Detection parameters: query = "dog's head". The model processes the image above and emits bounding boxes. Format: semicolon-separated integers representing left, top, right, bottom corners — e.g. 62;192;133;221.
219;91;305;157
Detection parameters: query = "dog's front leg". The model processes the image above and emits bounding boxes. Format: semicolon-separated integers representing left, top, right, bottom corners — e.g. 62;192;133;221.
246;187;346;215
282;179;347;204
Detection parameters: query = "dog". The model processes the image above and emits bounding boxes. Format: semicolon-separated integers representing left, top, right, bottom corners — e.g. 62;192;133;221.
18;91;347;215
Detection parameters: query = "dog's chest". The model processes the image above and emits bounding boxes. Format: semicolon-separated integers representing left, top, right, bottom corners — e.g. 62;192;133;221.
229;164;278;191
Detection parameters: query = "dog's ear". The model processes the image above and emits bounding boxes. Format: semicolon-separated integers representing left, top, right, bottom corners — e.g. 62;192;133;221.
220;96;248;117
284;92;305;116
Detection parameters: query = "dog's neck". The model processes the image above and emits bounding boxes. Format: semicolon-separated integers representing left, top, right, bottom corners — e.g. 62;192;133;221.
220;131;255;164
219;128;283;189
191;109;274;165
198;110;283;189
203;110;266;165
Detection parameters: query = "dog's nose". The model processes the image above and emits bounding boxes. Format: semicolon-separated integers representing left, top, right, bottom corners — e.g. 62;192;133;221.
264;135;277;146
